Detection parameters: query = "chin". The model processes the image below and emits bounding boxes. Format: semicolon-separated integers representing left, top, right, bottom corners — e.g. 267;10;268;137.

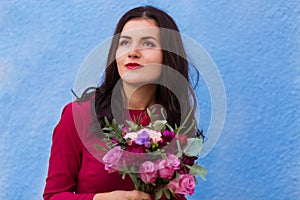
122;79;150;86
121;75;160;86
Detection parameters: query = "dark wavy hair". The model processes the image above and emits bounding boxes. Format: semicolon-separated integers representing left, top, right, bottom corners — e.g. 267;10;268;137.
79;6;203;138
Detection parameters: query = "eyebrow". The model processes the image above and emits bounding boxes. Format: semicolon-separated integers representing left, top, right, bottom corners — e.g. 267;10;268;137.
141;36;158;41
119;35;159;41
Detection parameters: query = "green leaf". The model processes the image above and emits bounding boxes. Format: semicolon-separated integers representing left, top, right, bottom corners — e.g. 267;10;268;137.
151;106;157;114
174;126;184;136
126;120;136;127
180;108;193;131
122;160;140;190
148;150;162;160
181;119;195;135
104;132;118;138
176;140;183;157
163;188;171;199
146;108;152;117
175;124;178;129
125;138;132;143
186;164;207;181
165;123;174;132
102;127;113;131
150;113;159;122
122;160;129;172
183;138;203;157
160;107;166;120
155;189;163;200
111;119;118;129
94;144;105;151
161;152;167;159
128;173;138;189
104;117;110;126
153;120;167;130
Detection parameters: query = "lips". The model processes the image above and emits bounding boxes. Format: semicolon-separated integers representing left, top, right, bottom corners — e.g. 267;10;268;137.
125;62;142;70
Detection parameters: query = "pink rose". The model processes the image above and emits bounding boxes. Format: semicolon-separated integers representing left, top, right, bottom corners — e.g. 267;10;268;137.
139;161;158;183
158;154;180;179
102;146;122;172
168;174;196;196
157;159;171;179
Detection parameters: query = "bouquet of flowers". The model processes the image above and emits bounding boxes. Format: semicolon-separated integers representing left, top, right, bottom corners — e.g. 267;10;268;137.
97;107;207;199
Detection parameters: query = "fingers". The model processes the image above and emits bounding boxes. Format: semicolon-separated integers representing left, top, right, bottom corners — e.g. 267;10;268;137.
130;190;151;200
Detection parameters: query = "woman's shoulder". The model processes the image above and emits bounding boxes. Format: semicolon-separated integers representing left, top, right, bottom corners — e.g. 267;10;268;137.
54;97;97;145
62;97;94;116
56;97;95;132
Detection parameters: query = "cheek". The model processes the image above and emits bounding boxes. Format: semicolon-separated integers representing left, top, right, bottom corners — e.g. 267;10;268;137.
115;48;124;61
151;49;163;62
116;54;125;76
153;64;163;75
116;50;122;65
143;64;162;80
158;51;163;62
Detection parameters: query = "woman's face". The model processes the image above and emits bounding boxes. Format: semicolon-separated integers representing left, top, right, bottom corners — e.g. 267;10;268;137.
116;18;163;86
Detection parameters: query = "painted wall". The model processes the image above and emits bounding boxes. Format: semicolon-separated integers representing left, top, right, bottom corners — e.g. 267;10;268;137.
0;1;299;199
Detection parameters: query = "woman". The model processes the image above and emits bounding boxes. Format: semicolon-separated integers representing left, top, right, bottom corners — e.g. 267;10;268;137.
43;6;201;200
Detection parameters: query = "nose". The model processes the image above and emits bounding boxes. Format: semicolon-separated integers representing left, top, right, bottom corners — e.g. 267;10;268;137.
128;48;141;59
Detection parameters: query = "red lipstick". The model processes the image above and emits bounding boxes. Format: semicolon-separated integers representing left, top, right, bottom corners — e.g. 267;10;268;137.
125;62;142;69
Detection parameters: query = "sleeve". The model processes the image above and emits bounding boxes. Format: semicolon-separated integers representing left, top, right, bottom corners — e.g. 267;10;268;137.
175;195;186;200
170;194;187;200
43;103;95;200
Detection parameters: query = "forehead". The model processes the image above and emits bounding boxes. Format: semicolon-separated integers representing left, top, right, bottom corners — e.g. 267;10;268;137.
121;18;160;37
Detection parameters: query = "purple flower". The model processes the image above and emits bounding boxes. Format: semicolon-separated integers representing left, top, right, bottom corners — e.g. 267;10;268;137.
135;131;150;147
163;130;175;143
102;146;123;172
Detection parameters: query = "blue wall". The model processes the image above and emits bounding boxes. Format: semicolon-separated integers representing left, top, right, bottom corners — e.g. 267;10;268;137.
0;1;299;199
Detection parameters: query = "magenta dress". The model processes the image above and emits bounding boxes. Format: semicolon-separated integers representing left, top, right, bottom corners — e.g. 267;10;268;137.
43;99;186;200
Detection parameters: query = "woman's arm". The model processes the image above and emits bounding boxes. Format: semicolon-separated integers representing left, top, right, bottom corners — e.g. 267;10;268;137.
43;104;151;200
43;103;93;200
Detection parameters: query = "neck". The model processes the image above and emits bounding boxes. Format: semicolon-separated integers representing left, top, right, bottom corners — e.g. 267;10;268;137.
122;82;157;110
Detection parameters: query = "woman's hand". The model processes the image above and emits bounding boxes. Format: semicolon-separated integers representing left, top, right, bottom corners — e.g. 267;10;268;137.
93;190;151;200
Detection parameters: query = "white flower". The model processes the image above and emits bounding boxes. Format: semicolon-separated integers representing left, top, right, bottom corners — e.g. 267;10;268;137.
123;132;139;142
123;128;162;144
139;128;162;144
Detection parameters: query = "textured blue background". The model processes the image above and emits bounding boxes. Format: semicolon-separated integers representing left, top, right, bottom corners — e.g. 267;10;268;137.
0;1;299;200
